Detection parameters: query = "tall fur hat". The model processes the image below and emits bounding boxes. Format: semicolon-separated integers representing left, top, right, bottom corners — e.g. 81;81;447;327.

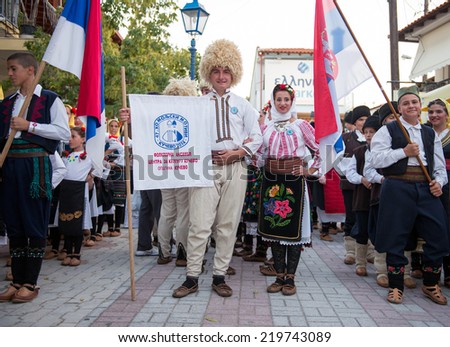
199;39;243;87
163;78;198;96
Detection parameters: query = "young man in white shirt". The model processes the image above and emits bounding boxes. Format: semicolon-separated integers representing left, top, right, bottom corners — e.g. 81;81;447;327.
173;39;262;298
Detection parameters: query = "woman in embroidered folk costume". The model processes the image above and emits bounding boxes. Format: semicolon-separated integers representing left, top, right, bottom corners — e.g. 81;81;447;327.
257;84;321;296
0;52;70;303
427;98;450;289
58;127;98;266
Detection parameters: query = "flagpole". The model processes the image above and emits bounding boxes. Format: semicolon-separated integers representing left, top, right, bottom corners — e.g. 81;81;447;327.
0;61;47;168
333;0;431;183
121;66;136;301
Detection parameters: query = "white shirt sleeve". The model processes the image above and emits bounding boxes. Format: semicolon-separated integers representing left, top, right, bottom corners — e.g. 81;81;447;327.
49;151;67;188
27;90;71;141
241;103;263;156
433;136;448;188
364;151;384;184
344;155;362;185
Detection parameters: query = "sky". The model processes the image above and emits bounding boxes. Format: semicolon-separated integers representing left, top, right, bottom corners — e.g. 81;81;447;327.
167;0;446;109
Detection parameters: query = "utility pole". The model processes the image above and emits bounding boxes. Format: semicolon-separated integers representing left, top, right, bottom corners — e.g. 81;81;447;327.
389;0;400;96
424;0;429;14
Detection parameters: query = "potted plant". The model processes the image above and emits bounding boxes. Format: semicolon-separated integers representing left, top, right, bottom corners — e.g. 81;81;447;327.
19;0;40;37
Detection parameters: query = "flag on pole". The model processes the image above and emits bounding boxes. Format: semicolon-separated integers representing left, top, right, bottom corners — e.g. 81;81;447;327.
313;0;372;173
43;0;105;175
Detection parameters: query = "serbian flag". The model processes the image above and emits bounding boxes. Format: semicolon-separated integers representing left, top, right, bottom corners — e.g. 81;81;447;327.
314;0;372;173
43;0;105;176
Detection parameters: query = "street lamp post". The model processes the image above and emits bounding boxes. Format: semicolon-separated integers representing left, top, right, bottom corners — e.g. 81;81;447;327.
180;0;209;80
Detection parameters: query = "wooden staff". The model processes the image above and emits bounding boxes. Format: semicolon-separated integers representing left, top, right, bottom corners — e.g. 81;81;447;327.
0;61;47;168
334;0;431;183
121;66;136;301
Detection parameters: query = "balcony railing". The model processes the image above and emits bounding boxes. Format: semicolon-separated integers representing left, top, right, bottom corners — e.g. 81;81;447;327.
0;0;19;27
420;77;450;93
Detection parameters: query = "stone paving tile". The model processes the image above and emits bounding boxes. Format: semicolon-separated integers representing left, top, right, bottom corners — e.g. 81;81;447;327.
1;228;450;328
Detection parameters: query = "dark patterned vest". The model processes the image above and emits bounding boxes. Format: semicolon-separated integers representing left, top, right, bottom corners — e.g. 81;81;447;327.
381;121;434;177
352;144;371;212
340;131;366;190
0;90;60;153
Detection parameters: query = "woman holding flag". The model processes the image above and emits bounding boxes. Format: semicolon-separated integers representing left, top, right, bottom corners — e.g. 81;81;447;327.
257;83;321;296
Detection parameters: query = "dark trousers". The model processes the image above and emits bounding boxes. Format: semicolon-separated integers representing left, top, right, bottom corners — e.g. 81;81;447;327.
355;211;369;245
63;234;83;255
2;157;50;286
137;189;162;251
341;189;355;236
376;179;449;268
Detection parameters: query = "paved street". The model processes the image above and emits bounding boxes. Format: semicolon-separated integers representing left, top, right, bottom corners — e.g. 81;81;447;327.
1;227;449;328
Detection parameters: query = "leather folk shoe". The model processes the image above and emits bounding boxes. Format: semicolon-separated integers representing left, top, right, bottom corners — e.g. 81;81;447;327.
404;277;417;289
175;258;187;267
356;267;367;276
267;276;285;293
422;284;448;305
226;266;236;276
282;275;297;296
243;253;266;262
212;282;233;297
12;285;39;303
0;284;20;302
157;255;172;265
172;283;198;298
411;269;423;279
260;264;277;276
344;255;356;265
387;288;403;304
376;275;389;288
320;234;333;241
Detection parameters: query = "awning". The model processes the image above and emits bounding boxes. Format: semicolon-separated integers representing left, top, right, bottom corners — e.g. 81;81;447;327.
409;21;450;79
421;83;450;111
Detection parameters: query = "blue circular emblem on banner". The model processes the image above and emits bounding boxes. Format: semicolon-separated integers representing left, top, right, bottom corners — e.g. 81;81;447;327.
154;113;189;150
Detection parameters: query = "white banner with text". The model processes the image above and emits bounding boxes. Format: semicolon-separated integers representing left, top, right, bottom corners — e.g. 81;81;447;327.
129;94;214;190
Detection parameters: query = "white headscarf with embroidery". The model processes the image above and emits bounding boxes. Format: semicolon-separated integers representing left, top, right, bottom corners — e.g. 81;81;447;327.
270;84;297;122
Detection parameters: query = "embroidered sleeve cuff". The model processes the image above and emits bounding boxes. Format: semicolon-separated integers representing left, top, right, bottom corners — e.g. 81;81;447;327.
28;122;38;133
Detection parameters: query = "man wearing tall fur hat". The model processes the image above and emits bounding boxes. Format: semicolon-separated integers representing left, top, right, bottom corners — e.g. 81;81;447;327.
371;85;449;305
172;39;263;298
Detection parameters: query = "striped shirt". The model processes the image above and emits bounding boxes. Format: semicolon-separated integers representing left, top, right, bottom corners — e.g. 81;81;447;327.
257;119;321;168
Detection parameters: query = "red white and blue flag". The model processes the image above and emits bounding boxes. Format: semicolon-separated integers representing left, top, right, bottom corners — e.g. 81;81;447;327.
314;0;372;173
43;0;105;175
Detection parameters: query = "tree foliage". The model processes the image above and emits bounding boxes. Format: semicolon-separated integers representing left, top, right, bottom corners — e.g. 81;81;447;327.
12;0;196;117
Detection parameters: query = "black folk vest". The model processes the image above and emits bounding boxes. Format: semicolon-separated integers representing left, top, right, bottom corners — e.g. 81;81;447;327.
0;90;60;153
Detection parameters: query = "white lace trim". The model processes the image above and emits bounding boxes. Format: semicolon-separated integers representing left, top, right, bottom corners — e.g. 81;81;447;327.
262;236;311;246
